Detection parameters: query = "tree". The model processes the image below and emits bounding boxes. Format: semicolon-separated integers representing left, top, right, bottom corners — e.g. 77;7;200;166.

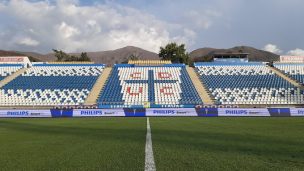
159;42;190;64
79;52;91;61
53;49;70;61
128;54;139;61
122;54;140;63
53;49;91;62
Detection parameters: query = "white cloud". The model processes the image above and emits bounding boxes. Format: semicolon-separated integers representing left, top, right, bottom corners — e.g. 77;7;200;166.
263;44;282;54
287;48;304;56
18;37;40;46
172;28;197;47
58;22;80;38
0;0;198;53
184;9;221;29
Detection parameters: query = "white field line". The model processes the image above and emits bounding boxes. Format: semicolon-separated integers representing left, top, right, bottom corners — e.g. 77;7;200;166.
145;117;156;171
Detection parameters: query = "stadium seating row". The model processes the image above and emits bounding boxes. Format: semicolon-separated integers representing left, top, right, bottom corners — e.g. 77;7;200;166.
0;64;104;106
0;64;23;81
275;64;304;84
0;62;303;107
195;63;304;105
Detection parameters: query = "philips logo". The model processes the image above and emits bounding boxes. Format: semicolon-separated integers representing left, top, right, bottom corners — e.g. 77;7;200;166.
153;110;175;114
298;110;304;115
7;111;29;116
225;110;248;115
80;110;102;115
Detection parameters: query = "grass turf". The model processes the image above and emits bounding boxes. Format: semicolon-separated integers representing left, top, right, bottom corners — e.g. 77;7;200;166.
150;117;304;171
0;118;146;171
0;117;304;171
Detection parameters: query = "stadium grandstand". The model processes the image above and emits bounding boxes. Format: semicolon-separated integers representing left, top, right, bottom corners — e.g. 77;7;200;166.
0;56;304;109
274;63;304;85
195;62;304;106
0;64;23;81
97;63;202;108
0;57;105;108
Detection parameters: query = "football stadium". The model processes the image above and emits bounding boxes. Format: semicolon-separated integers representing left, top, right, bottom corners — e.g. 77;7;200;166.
1;0;304;170
0;55;304;170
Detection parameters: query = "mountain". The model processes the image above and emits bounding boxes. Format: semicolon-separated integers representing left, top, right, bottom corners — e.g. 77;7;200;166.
20;46;159;66
0;45;280;65
190;46;280;62
0;50;24;56
71;46;159;65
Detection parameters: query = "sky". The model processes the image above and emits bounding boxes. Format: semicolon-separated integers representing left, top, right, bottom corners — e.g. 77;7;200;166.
0;0;303;55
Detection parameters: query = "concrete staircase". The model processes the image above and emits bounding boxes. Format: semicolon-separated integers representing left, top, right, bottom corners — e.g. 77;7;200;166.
267;66;304;90
0;67;27;88
84;67;112;105
186;66;215;105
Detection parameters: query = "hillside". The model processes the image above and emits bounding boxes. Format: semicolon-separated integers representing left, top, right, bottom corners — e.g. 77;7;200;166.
0;50;24;56
1;46;280;65
21;46;159;66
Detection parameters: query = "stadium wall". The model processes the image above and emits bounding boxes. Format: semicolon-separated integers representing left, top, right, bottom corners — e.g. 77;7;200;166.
0;108;304;117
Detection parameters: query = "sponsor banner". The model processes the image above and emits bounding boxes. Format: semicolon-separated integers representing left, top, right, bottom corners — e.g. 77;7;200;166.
124;108;146;117
0;110;52;118
196;108;218;117
280;56;304;63
61;109;73;117
50;109;62;117
146;108;197;116
73;109;125;117
99;105;144;109
150;104;196;108
290;108;304;116
218;108;270;116
0;56;25;63
268;108;291;117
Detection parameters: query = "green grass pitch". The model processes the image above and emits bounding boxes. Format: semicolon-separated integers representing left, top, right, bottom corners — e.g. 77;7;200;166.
0;117;304;171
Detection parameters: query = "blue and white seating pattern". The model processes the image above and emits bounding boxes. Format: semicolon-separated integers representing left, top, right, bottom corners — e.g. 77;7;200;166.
0;64;23;81
196;63;304;105
98;65;201;107
0;64;104;106
275;64;304;84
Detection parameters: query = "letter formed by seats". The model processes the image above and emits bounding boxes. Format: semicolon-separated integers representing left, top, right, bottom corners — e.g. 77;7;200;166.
127;87;143;96
130;72;142;79
160;87;174;95
158;72;172;79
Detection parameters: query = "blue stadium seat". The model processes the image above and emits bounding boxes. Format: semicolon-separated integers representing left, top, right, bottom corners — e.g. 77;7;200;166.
195;62;304;105
275;64;304;84
0;64;23;81
0;64;105;106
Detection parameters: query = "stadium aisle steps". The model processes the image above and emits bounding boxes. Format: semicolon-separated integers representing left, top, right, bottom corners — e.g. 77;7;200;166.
267;66;304;90
85;67;112;105
0;67;28;88
186;66;215;104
